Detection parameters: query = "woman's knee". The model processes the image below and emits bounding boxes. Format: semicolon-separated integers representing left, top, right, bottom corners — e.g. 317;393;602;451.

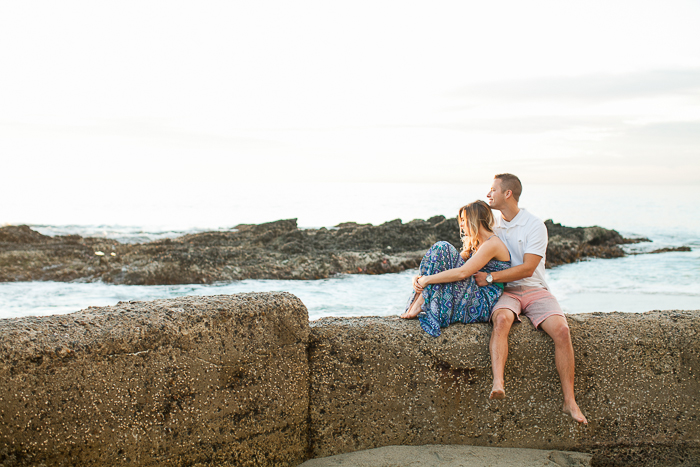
432;241;457;254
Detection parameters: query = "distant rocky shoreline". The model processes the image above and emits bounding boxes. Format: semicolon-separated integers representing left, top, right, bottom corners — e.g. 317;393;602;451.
0;217;670;285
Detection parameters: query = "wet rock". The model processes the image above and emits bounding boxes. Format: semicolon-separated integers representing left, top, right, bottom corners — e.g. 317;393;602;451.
544;220;650;267
0;218;658;285
638;246;692;255
0;225;53;244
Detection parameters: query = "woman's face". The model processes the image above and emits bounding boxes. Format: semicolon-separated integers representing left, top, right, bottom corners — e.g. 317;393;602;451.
459;211;472;236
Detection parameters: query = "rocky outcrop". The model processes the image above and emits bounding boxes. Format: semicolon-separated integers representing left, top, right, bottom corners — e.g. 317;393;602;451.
0;218;658;285
0;293;310;467
0;295;698;466
544;220;648;267
0;218;451;284
309;311;700;466
634;246;692;255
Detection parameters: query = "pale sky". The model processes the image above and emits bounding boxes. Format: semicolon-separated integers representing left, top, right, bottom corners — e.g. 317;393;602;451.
1;0;699;203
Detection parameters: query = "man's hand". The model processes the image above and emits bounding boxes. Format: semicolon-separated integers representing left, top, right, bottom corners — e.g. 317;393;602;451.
474;254;542;286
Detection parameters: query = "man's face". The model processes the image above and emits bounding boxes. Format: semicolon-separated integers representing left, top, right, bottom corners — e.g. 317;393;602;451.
487;179;507;210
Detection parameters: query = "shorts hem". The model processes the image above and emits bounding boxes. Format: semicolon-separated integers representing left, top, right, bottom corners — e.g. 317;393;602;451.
489;305;522;325
530;311;566;329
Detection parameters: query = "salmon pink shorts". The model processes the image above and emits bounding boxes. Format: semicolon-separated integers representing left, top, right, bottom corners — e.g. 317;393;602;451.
490;286;564;329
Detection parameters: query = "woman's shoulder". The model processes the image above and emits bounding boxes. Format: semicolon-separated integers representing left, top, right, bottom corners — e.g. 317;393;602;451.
485;235;510;261
484;234;506;248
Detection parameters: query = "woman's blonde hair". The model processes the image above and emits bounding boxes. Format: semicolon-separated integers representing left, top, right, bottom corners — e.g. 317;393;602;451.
458;200;495;254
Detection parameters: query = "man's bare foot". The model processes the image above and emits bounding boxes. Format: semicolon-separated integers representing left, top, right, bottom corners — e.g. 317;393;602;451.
563;402;588;424
489;385;505;400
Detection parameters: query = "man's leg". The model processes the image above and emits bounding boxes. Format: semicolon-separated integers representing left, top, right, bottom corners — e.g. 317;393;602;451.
489;308;515;400
538;315;588;424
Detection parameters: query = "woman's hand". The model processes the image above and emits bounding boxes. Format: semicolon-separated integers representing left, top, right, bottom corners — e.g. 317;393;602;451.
413;275;425;292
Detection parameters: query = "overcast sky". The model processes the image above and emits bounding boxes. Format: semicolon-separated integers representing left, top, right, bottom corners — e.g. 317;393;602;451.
2;0;699;199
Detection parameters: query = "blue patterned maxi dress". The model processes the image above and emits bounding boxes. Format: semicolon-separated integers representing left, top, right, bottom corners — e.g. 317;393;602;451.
406;241;510;337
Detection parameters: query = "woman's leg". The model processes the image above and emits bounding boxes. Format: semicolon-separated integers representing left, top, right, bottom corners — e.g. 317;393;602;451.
400;294;424;319
401;242;457;320
416;242;464;336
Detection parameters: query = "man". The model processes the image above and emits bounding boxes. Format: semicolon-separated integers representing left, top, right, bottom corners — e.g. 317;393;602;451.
474;173;587;424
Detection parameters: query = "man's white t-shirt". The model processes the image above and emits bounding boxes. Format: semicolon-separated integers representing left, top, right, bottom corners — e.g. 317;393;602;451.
493;208;549;289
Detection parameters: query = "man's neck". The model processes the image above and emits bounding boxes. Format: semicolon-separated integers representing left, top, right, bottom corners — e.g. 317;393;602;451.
499;205;520;222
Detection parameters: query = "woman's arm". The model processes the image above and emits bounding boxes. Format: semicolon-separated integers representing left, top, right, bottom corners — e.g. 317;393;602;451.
473;253;540;285
416;241;500;290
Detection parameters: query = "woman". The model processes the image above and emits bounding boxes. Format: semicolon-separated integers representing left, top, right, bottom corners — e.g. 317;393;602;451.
400;200;510;337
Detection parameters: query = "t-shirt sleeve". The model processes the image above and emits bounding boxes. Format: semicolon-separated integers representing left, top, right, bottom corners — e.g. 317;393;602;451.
524;221;548;257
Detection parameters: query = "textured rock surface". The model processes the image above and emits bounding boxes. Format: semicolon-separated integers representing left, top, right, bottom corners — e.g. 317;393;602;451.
0;218;652;285
299;444;593;466
0;293;310;466
543;220;648;267
2;293;698;466
309;311;700;466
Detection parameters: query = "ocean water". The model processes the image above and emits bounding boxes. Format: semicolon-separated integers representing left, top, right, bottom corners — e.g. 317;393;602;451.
1;183;698;320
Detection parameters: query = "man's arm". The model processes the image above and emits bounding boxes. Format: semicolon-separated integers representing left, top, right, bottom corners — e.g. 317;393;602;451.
474;253;542;286
413;241;503;292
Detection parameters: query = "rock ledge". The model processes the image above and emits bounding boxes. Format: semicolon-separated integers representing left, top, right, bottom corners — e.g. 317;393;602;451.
0;218;654;284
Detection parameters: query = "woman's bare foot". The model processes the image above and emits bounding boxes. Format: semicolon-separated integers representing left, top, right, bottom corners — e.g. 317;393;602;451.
563;402;588;424
400;309;419;319
489;385;506;400
400;293;423;319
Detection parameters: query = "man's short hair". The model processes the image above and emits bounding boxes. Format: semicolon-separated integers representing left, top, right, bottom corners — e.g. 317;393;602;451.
494;173;522;202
